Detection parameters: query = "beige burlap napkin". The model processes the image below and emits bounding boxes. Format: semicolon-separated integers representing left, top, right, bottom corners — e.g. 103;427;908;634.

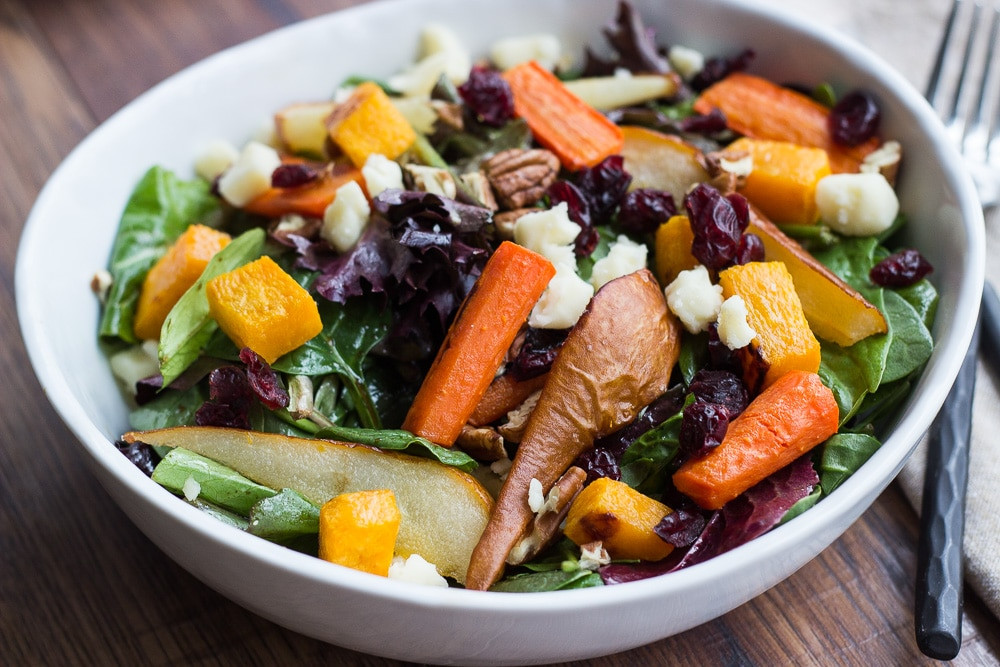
749;0;1000;620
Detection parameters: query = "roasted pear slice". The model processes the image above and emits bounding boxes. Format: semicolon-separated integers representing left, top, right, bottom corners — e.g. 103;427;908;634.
124;427;492;584
620;125;709;201
465;269;682;590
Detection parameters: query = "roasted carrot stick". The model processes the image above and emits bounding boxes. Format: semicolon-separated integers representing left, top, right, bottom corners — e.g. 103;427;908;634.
672;370;839;510
693;72;879;173
465;270;682;590
401;241;555;447
503;60;624;171
243;161;365;218
467;372;549;427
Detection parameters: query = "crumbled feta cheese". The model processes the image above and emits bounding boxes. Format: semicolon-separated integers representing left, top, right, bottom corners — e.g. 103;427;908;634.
664;265;724;333
217;141;282;207
418;24;471;85
321;181;371;252
404;164;457;198
194;139;239;182
109;340;160;392
528;264;594;329
815;172;899;236
527;478;545;513
717;295;758;349
388;51;451;98
668;45;705;81
182;476;201;502
387;554;448;587
490;33;562;71
589;235;648;289
362;153;404;197
513;203;581;262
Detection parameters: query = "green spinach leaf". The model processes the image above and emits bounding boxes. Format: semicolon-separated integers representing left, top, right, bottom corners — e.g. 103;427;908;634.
819;433;882;495
313;423;478;473
490;569;603;592
129;384;206;431
620;398;688;493
100;166;220;343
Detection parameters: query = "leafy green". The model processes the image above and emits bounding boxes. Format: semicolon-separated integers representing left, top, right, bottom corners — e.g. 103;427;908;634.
129;384;205;431
678;332;709;386
152;447;277;515
272;298;391;429
313;423;478;473
248;488;320;541
879;290;934;384
99;166;220;343
187;498;250;530
158;228;266;385
490;569;603;592
779;487;821;525
819;433;882;495
620;397;689;493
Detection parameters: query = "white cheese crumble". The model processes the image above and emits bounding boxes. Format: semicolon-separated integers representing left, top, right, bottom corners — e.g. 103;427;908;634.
194;139;239;182
362;153;404;197
109;340;161;390
182;476;201;502
664;265;724;333
579;541;611;571
589;234;648;289
513;202;581;262
490;33;562;71
418;23;471;85
387;554;448;587
321;180;371;253
527;478;545;513
717;295;758;349
815;172;899;236
668;45;705;81
217;141;282;207
528;263;594;329
404;164;457;198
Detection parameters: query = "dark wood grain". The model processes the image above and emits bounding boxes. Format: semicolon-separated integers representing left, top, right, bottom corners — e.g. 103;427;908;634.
2;0;998;664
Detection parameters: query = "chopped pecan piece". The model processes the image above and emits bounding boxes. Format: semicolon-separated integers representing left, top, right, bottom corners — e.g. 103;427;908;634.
483;148;560;209
859;140;901;187
497;389;542;443
699;148;752;196
456;424;507;462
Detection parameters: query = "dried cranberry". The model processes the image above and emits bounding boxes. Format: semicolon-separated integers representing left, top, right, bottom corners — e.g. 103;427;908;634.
679;107;729;135
458;65;515;127
679;400;731;459
617;188;676;234
734;232;765;265
195;366;253;429
870;248;933;287
690;48;755;91
272;162;321;188
508;327;569;380
685;184;750;270
829;90;881;146
688;369;749;416
706;323;742;374
654;506;707;547
239;348;290;410
576;447;621;483
547;180;598;257
573;155;632;223
115;439;159;476
134;374;164;406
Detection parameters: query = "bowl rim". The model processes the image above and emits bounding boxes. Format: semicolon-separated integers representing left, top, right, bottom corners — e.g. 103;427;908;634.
14;0;986;620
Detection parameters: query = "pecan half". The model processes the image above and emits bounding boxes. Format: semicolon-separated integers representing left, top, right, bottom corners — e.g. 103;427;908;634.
483;148;560;209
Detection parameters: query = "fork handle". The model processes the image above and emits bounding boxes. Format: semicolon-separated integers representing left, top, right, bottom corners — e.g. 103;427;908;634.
914;315;979;660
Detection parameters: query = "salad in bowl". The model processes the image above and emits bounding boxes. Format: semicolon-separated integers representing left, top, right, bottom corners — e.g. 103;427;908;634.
97;0;936;594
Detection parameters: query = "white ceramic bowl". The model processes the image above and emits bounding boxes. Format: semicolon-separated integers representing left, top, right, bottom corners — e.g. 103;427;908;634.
16;0;985;663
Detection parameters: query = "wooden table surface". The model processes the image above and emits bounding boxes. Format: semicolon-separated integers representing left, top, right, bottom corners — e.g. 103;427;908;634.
2;0;999;664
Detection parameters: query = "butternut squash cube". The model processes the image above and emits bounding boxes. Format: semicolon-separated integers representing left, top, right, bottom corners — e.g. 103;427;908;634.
564;477;674;562
133;224;231;340
654;214;698;287
718;261;821;388
730;137;831;224
319;489;401;576
327;82;416;167
206;255;323;363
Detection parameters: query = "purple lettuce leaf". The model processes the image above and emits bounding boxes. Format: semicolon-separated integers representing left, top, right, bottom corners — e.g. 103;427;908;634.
582;0;670;75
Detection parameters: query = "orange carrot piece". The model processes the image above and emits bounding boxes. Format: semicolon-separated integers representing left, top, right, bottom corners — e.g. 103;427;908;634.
467;372;549;427
243;160;365;219
401;241;555;447
672;370;838;510
503;61;624;171
693;72;879;173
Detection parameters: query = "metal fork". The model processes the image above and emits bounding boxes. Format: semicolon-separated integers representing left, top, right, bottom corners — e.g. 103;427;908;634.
916;0;1000;659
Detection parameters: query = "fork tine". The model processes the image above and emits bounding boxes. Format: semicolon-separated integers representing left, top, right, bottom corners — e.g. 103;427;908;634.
926;0;964;101
963;3;1000;162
